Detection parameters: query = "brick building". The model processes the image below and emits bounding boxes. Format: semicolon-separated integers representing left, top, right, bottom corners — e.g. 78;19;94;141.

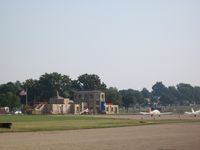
73;90;106;114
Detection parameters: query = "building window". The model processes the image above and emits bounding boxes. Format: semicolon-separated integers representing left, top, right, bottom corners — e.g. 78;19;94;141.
96;95;99;101
111;107;113;111
114;107;117;113
101;94;105;99
90;94;93;99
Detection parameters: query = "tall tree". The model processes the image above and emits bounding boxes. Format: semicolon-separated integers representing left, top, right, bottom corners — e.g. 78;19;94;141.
120;89;137;110
0;82;21;110
22;79;39;105
0;82;21;95
134;90;145;105
177;83;195;105
105;87;122;105
77;74;106;91
167;86;178;104
193;86;200;104
38;72;72;100
141;88;152;99
0;92;20;110
60;75;72;98
152;82;167;97
152;82;177;105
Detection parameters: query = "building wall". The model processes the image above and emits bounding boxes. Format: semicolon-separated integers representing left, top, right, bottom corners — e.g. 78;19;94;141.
106;104;119;114
51;104;71;114
72;104;81;114
73;91;105;114
31;91;118;115
33;97;74;115
0;107;9;114
32;104;46;115
49;98;72;105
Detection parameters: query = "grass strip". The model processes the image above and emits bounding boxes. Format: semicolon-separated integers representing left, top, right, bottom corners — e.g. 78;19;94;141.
0;115;200;132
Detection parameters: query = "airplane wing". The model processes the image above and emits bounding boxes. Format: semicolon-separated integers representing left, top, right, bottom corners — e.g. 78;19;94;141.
184;112;193;115
140;112;151;115
160;112;172;115
196;110;200;114
80;108;89;115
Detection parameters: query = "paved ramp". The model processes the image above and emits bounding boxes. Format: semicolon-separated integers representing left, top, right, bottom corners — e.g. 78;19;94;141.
0;123;200;150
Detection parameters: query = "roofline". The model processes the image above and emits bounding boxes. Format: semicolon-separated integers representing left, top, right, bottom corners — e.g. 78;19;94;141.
73;90;104;94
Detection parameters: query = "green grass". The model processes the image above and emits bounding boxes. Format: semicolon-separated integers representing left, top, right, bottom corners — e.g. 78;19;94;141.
0;115;200;132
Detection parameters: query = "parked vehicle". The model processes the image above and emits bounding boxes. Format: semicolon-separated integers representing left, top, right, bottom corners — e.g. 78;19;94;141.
14;110;22;115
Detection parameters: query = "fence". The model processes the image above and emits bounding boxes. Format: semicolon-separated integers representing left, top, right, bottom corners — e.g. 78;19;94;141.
118;105;200;114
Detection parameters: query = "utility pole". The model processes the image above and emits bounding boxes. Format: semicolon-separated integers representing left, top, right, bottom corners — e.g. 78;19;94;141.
26;87;28;106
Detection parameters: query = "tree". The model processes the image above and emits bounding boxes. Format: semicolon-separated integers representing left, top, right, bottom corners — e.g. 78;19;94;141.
0;92;20;110
77;74;106;91
105;87;122;105
134;90;145;105
177;83;195;105
120;89;137;110
71;80;82;90
38;72;72;100
61;75;72;88
152;82;167;97
22;79;39;105
0;82;21;95
0;82;21;110
39;72;62;99
141;88;152;99
167;86;178;104
152;82;174;105
193;86;200;104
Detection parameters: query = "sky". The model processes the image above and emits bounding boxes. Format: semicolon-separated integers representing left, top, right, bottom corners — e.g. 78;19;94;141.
0;0;200;91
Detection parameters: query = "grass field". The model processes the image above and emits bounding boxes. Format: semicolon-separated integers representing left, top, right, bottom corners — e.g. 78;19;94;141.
0;115;200;132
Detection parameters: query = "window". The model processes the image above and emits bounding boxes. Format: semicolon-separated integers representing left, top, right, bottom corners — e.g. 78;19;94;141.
96;95;99;101
90;94;94;99
106;107;109;111
111;107;113;111
101;94;105;99
96;101;99;105
114;107;117;113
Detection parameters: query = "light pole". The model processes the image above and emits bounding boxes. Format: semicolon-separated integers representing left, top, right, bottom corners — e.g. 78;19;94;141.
26;87;28;106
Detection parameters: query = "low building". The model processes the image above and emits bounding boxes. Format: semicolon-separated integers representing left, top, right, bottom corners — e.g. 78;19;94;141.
73;90;106;114
0;107;9;114
32;94;74;115
32;91;119;115
106;104;119;114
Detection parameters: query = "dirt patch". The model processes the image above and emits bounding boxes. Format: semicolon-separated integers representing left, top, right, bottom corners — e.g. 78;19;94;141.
0;123;200;150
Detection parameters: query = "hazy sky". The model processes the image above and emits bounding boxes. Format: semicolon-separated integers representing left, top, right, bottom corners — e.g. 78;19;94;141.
0;0;200;90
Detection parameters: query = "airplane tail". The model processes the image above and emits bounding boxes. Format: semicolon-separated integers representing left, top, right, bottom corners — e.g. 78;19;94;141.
148;107;151;113
191;108;195;113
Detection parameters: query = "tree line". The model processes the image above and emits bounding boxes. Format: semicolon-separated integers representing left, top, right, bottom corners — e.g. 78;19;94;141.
0;72;200;111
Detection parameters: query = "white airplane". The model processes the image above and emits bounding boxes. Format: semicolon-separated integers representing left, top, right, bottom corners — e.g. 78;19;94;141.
80;108;89;115
184;108;200;117
140;108;172;117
